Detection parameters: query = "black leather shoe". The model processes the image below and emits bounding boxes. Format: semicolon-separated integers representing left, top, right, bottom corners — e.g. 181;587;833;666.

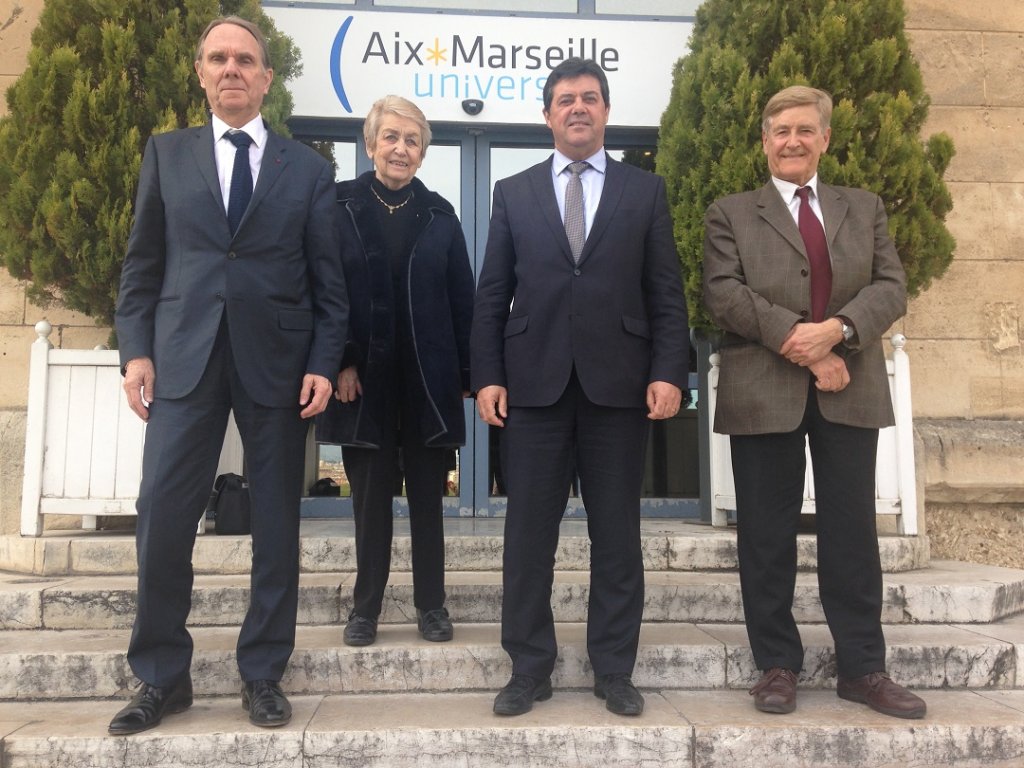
343;613;378;647
242;680;292;727
493;674;553;716
417;607;453;642
108;676;193;736
594;674;644;716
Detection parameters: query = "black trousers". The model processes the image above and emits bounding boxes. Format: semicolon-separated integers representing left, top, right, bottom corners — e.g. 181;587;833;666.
342;427;448;620
499;372;649;680
128;319;307;687
730;383;885;679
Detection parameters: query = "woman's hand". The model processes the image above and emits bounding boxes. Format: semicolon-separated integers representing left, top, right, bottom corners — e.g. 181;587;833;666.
336;366;363;402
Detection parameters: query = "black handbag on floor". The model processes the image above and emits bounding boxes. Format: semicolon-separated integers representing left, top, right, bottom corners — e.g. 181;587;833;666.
207;473;251;535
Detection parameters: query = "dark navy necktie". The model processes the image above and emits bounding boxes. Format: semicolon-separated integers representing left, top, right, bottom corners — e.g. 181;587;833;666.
795;186;831;323
226;131;253;235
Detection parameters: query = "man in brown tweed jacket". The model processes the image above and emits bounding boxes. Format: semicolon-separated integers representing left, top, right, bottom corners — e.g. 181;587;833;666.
703;85;925;720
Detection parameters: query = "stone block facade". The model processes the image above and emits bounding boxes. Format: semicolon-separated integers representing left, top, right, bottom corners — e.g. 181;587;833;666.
906;1;1024;421
903;1;1024;502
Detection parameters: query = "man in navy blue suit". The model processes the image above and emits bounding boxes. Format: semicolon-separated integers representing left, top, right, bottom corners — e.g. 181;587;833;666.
109;16;347;735
472;57;689;717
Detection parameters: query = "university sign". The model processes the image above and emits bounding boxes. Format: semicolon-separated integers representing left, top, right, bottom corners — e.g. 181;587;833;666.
264;8;693;126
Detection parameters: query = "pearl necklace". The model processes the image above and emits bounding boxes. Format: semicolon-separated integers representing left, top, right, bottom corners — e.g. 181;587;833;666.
371;185;414;214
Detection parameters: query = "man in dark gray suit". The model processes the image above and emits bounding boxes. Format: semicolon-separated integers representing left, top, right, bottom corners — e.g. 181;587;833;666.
472;58;689;717
109;16;347;735
704;85;925;719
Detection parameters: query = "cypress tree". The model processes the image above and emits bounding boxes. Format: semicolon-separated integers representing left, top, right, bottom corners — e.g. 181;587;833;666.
0;0;301;327
657;0;955;331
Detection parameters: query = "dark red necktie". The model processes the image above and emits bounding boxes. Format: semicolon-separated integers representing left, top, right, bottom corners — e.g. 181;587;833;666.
796;186;831;323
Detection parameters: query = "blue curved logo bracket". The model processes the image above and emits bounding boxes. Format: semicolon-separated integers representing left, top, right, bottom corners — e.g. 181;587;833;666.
330;16;354;113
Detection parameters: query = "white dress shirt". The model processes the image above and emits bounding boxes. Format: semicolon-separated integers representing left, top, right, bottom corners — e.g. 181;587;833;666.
211;114;268;215
772;173;826;230
551;148;607;241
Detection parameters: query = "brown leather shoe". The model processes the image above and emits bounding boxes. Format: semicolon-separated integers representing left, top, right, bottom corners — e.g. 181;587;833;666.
749;667;797;714
837;672;926;719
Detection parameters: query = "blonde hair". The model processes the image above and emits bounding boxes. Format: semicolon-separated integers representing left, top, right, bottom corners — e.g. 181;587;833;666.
762;86;832;133
363;96;432;155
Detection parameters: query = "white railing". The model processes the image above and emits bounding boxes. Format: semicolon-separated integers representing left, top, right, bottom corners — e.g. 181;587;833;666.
20;320;244;537
707;334;918;535
21;319;918;536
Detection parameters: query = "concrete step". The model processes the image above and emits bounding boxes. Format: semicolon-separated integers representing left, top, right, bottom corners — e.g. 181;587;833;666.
2;689;1024;767
2;618;1023;701
3;560;1023;632
0;519;930;576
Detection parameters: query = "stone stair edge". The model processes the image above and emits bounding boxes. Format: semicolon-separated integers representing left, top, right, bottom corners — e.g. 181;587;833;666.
4;561;1024;630
3;558;1022;590
2;690;1024;768
1;619;1023;701
6;617;1023;649
0;530;930;576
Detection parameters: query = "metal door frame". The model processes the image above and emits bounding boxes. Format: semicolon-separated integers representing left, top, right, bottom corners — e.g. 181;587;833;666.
292;119;702;518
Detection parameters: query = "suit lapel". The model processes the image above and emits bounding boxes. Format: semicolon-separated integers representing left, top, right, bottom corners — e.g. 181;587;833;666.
758;180;850;262
194;123;288;239
246;129;287;230
526;157;577;264
190;124;223;212
757;181;808;259
816;182;848;253
528;153;623;266
579;153;622;265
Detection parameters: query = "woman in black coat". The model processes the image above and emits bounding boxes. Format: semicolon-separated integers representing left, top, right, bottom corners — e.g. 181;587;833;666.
316;96;475;646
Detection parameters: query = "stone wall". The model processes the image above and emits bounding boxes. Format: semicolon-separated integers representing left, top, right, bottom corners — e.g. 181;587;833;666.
0;0;1022;535
0;410;26;536
905;0;1024;422
904;0;1024;513
0;1;40;109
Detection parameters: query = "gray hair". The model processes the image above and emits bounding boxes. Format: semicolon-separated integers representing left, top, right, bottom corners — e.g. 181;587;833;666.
762;86;832;133
363;96;432;155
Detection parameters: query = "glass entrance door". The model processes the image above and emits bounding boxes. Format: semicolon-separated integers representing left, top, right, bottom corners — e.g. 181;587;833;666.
307;128;699;518
444;131;699;517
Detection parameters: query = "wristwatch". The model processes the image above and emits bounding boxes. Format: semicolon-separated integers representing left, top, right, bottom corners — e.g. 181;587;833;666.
839;319;855;343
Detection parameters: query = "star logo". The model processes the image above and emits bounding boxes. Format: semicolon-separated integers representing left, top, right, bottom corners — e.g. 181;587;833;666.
426;37;448;65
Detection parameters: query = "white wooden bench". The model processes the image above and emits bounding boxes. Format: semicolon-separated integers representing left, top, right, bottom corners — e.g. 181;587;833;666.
707;334;918;534
20;320;244;536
